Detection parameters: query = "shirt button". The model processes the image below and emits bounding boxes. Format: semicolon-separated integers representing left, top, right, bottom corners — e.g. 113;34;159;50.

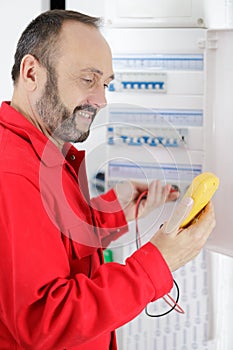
70;154;76;161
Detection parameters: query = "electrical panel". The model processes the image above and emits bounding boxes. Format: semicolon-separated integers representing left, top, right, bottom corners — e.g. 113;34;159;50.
107;107;203;149
105;28;205;201
108;53;203;95
102;27;214;349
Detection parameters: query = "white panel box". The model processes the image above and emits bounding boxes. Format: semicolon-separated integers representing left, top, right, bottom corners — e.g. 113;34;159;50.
204;29;233;256
102;28;206;55
108;54;204;96
204;0;233;29
105;0;205;27
107;106;204;150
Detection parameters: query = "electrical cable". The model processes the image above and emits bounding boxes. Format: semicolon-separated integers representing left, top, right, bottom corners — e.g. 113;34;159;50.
135;190;185;317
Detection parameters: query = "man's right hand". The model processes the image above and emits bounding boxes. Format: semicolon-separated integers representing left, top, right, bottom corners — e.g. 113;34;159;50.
150;198;216;272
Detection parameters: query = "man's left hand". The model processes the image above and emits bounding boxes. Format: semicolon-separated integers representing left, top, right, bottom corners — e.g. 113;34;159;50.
114;180;179;222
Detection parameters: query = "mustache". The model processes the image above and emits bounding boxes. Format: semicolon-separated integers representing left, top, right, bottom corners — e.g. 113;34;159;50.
74;104;97;116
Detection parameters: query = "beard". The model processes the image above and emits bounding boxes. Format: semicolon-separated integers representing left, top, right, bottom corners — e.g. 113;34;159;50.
35;67;97;143
52;104;98;143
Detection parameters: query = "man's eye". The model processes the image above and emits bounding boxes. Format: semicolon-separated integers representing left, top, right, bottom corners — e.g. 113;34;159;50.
82;78;93;84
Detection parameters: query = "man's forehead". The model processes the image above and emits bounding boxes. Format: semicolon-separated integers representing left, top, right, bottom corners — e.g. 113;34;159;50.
59;21;114;79
61;20;104;46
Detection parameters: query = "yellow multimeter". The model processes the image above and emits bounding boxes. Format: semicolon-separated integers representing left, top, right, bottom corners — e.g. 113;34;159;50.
180;172;219;228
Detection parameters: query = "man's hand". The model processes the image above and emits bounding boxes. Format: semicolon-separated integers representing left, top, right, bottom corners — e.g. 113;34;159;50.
114;180;179;222
150;198;216;272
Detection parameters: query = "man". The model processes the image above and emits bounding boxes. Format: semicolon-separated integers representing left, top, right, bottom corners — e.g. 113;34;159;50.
0;10;215;350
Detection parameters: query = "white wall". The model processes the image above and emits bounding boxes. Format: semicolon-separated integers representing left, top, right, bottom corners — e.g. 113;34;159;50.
66;0;105;17
0;0;49;102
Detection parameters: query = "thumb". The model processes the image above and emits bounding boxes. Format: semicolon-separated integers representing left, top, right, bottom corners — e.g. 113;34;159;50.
163;197;194;234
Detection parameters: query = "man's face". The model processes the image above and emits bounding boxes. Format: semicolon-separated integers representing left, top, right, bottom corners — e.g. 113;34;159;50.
35;21;114;143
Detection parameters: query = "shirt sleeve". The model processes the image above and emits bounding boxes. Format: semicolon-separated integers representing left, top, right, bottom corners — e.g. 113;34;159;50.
0;173;173;349
90;189;129;247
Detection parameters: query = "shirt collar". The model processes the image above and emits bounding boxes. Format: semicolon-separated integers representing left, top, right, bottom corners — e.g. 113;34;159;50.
0;101;85;167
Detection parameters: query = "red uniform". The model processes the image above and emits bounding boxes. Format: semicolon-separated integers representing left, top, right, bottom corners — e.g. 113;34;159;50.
0;102;173;349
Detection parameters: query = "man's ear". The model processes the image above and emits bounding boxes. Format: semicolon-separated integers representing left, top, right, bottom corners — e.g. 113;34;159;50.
20;54;40;91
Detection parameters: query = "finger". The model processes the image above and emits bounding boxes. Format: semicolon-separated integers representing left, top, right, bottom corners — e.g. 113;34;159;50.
189;201;216;235
146;180;163;206
164;196;194;234
167;190;180;202
162;183;172;201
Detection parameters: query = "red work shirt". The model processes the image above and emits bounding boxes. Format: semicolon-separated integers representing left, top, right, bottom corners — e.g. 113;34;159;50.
0;102;173;349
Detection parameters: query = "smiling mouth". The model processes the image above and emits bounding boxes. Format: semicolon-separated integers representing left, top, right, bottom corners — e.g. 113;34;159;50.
77;110;93;119
77;108;98;124
73;104;97;125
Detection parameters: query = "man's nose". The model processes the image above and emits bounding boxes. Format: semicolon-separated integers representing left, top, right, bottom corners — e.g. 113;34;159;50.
88;86;107;110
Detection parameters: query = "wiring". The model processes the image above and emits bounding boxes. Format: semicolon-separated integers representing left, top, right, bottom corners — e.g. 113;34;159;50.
135;190;185;317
